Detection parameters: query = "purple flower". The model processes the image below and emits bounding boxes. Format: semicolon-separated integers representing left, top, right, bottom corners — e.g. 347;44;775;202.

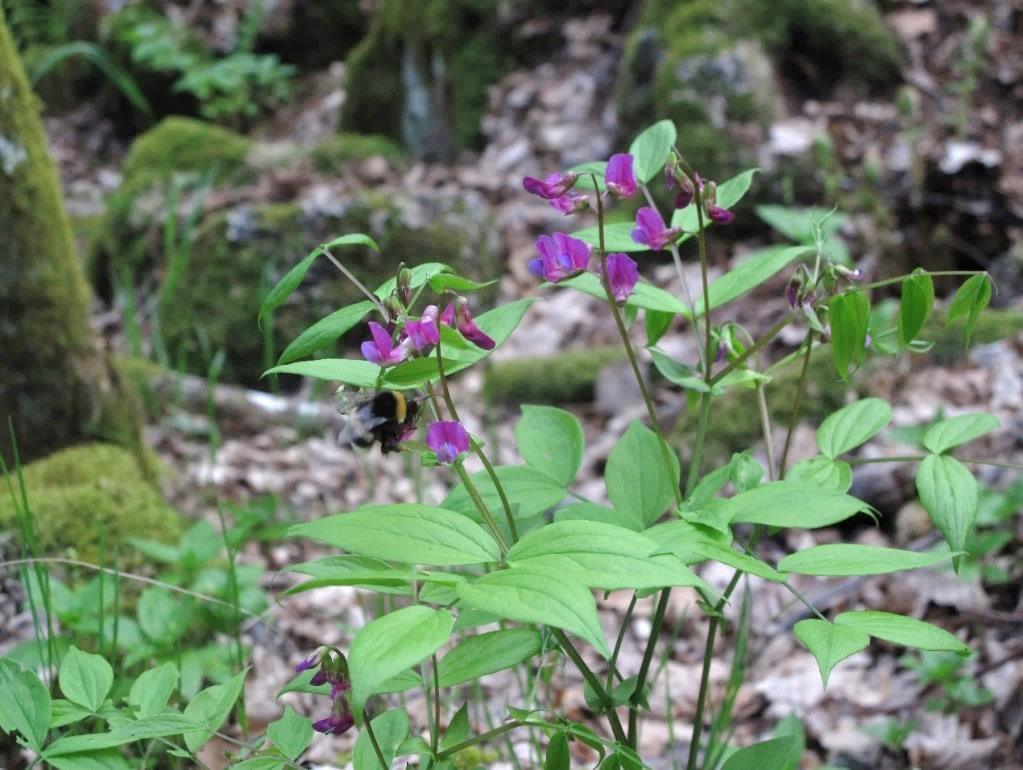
427;421;470;464
631;207;681;250
706;205;734;225
361;322;411;367
603;253;639;303
404;305;440;351
529;232;592;283
313;709;355;736
605;153;637;199
295;649;323;674
523;171;578;200
786;276;801;309
550;191;589;215
442;298;495;350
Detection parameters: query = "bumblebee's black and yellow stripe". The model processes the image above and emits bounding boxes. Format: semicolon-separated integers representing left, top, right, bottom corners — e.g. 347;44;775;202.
342;390;421;454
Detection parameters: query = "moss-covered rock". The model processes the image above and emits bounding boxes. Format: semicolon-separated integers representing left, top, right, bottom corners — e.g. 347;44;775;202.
311;132;406;173
340;0;509;158
0;6;143;464
0;444;181;564
484;347;627;405
617;0;901;174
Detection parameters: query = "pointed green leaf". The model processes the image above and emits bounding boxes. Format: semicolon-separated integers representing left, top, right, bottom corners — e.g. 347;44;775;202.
0;658;51;752
828;291;870;382
721;736;799;770
354;709;409;770
779;544;954;576
816;398;892;459
267;705;312;761
605;421;680;528
277;301;374;365
263;358;381;386
916;454;978;571
785;456;852;491
59;646;113;713
437;629;543;687
724;482;873;528
514;405;585;487
349;607;453;717
375;262;449;298
629;120;676;183
793;619;869;687
834;610;968;654
289;504;501;566
443;465;566;523
694;245;813;318
672;169;759;234
128;662;179;718
898;270;934;345
946;273;992;346
183;670;247;751
922;412;999;454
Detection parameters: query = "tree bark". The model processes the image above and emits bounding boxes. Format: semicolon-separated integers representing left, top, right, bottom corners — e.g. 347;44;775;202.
0;6;141;464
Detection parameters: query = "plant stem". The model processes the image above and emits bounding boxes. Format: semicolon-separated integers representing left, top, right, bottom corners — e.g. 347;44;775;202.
453;461;508;555
364;715;390;770
436;721;525;760
607;593;638;691
708;312;795;386
756;382;776;480
434;341;519;542
779;332;816;478
552;628;629;744
627;587;671;746
322;247;388;319
848;455;1023;471
431;654;442;755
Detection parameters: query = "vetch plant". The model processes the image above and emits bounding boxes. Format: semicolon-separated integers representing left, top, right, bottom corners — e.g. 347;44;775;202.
251;121;1007;768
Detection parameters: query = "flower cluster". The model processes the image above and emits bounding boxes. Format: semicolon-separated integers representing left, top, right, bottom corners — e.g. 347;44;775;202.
296;647;354;735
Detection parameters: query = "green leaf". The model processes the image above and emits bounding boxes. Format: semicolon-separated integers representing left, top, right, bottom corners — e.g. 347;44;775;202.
267;705;312;761
922;412;999;454
443;465;566;522
353;709;409;770
442;299;536;371
629;120;676;183
50;699;93;728
0;658;51;752
898;270;934;346
724;481;873;528
440;704;470;751
672;169;759;234
456;567;610;658
437;629;543;687
560;272;689;314
259;234;378;327
649;349;717;393
137;588;190;644
287;555;416;594
349;607;453;717
263;358;380;387
276;668;329;698
229;759;286;770
383;357;450;388
828;291;870;382
377;669;423;695
695;245;813;317
46;749;132;770
507;520;711;593
721;736;798;770
605;421;680;528
277;301;374;365
553;501;643;531
59;646;113;713
834;611;969;654
793;619;869;687
645;309;674;346
289;504;501;565
916;454;978;571
946;274;992;346
183;670;247;752
545;732;571;770
680;539;787;582
816;398;893;458
779;545;954;576
754;205;845;244
44;715;202;755
128;662;178;718
570;222;647;253
375;262;449;298
514;405;585;487
428;274;498;293
783;456;852;491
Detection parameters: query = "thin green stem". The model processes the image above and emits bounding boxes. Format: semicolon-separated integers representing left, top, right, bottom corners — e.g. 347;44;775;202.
848;455;1023;471
686;609;722;770
436;720;524;760
453;461;508;555
708;313;795;386
364;715;390;770
552;628;628;744
431;654;442;755
434;341;519;542
322;247;388;319
627;587;671;747
607;593;638;691
779;332;816;478
756;382;776;480
855;269;986;294
593;175;682;506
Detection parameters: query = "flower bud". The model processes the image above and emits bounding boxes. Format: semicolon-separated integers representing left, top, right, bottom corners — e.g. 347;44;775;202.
396;265;413;305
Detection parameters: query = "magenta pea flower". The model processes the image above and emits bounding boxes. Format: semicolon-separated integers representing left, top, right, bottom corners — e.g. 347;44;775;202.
404;305;440;351
427;420;470;464
603;253;639;303
706;205;734;224
523;171;578;200
550;191;589;215
313;708;355;736
631;207;681;250
361;321;411;367
442;297;495;350
606;153;637;199
529;232;592;283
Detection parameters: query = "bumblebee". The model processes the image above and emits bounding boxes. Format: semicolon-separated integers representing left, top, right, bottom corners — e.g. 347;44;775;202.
336;388;421;454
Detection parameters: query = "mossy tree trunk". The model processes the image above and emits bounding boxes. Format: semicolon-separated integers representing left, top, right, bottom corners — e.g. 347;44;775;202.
0;5;141;464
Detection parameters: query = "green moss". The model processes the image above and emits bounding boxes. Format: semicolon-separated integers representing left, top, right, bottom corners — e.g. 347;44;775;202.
0;7;141;464
120;116;251;191
0;444;181;564
672;348;850;468
484;347;627;406
311;132;406;173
